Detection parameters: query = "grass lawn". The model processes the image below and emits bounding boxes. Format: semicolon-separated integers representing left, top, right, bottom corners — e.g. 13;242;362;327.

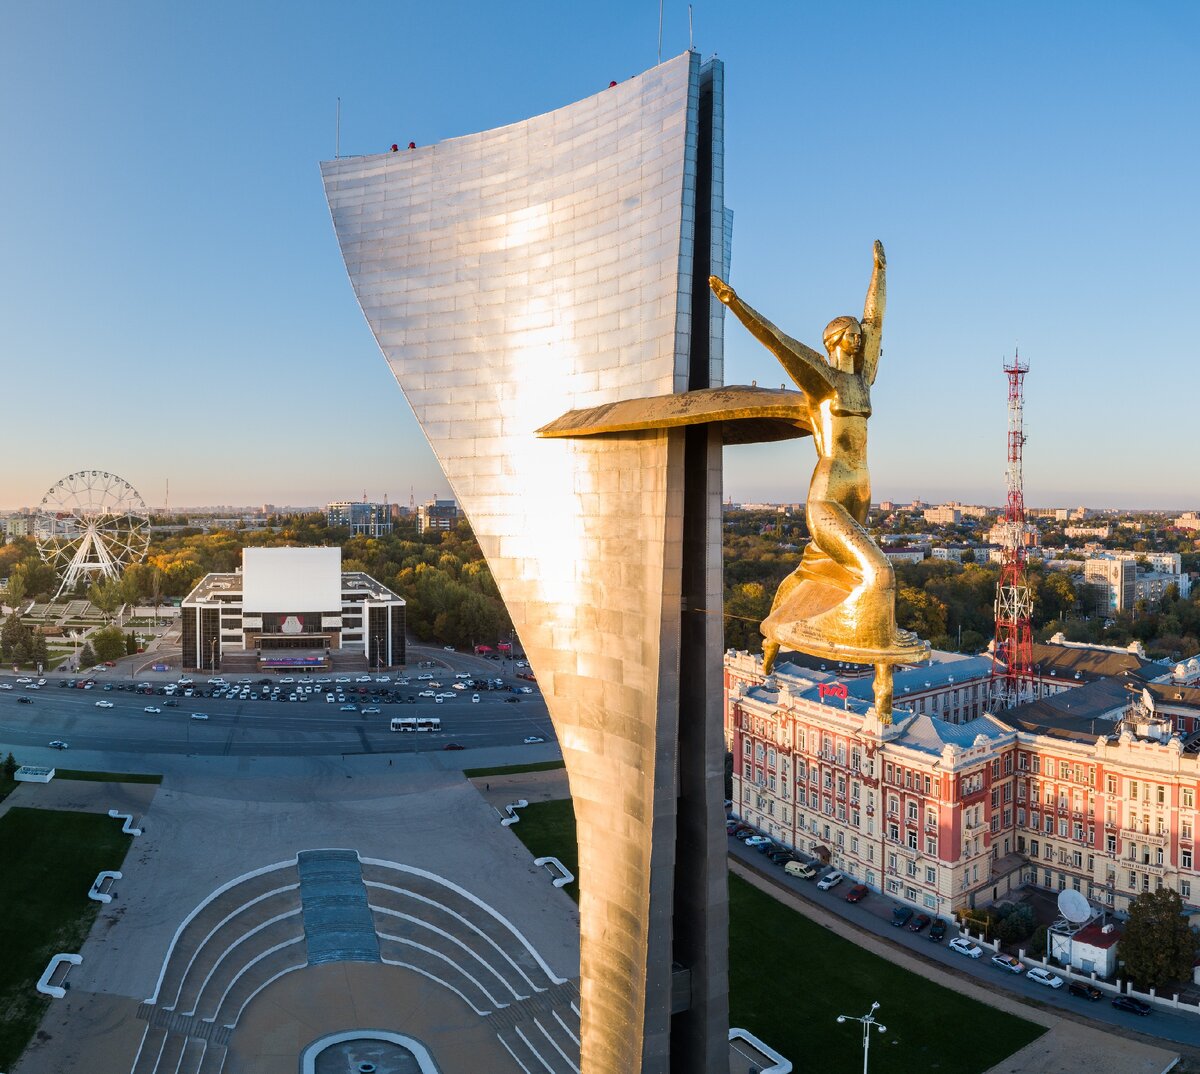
0;774;16;803
54;769;163;784
0;807;134;1069
463;760;565;779
506;799;579;901
510;797;1044;1074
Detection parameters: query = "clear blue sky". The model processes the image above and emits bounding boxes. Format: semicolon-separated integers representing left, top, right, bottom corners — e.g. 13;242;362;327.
2;2;1196;512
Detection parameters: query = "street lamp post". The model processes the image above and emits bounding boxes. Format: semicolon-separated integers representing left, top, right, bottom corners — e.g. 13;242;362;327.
836;1001;886;1074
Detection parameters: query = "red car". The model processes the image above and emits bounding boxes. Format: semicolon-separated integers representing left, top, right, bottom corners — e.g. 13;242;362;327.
845;884;869;903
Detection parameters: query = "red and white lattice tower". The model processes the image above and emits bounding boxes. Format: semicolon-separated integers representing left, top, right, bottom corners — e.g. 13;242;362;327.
990;352;1036;709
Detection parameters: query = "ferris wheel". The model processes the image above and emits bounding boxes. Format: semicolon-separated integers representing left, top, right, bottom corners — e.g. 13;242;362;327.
35;471;150;599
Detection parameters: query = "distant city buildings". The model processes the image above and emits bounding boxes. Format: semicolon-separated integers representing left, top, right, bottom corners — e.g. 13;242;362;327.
923;505;962;525
1065;524;1111;539
1175;512;1200;532
417;498;459;535
1;513;31;539
325;500;393;537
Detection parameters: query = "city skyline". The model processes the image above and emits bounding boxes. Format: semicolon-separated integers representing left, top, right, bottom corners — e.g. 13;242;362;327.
1;2;1196;510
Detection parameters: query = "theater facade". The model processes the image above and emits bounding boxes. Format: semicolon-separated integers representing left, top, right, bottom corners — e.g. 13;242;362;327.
181;547;405;672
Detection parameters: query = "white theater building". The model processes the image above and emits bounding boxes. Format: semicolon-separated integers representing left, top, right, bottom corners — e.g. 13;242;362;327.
181;547;405;672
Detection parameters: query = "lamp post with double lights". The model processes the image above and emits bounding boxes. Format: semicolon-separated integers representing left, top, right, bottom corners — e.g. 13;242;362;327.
836;1001;886;1074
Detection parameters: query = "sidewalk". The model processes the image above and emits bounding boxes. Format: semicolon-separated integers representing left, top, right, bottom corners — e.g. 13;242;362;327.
730;859;1181;1074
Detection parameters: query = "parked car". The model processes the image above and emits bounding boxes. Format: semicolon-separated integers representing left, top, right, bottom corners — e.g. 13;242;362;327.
784;861;817;879
816;871;844;891
339;704;358;712
1067;981;1102;1001
908;913;931;933
1026;968;1064;989
891;906;913;927
844;884;869;903
949;937;983;958
1111;995;1152;1016
743;836;771;848
928;919;947;942
991;954;1023;974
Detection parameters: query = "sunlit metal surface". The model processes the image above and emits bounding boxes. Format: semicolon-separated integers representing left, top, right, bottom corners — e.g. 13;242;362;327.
323;52;729;1073
711;244;929;718
537;385;812;445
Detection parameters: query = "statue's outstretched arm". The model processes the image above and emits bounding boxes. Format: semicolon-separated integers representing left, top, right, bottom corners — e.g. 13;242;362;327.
860;240;887;385
709;275;833;399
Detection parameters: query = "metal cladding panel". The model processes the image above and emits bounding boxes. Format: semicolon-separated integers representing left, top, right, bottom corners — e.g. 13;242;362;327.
323;53;721;1073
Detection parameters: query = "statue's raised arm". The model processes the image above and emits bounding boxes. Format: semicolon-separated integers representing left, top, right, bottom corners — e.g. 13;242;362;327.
709;275;834;400
860;240;886;385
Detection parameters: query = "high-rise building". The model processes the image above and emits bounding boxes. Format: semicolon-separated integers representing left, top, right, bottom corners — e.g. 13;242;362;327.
416;498;458;535
1084;555;1136;614
326;500;393;536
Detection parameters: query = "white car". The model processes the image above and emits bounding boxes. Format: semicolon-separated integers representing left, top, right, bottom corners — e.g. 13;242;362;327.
452;682;467;690
95;700;114;708
326;694;335;702
375;675;391;683
519;686;533;693
1026;967;1063;989
816;870;844;891
417;673;434;681
280;676;294;683
443;645;455;651
949;937;983;959
524;735;546;744
743;836;771;848
355;675;371;683
335;676;351;683
434;696;444;704
16;677;31;684
144;706;161;714
190;712;209;720
471;694;480;703
419;690;436;698
0;683;11;690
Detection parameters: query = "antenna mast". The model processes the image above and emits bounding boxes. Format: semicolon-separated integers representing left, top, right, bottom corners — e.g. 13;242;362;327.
990;352;1035;709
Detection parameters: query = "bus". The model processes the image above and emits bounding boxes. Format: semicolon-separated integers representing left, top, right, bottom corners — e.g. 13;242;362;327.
390;716;441;733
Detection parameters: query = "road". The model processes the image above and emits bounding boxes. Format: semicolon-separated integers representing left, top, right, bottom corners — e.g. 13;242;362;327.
0;646;554;760
728;836;1200;1051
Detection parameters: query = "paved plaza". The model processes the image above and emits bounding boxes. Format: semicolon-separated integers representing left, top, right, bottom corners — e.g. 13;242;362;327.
10;761;581;1074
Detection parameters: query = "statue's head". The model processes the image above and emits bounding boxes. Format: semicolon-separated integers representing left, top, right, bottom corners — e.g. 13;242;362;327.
823;316;863;372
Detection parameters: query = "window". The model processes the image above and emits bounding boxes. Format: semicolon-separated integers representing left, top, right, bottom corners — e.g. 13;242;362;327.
1184;820;1193;841
908;831;918;850
1184;850;1193;870
1031;756;1041;774
1129;780;1139;800
742;739;752;757
1183;880;1192;899
1157;785;1166;805
888;823;899;842
1106;774;1117;795
743;763;752;780
1019;753;1029;771
767;748;776;767
925;836;937;855
906;860;917;877
926;866;936;884
1185;788;1195;810
1060;761;1070;780
851;837;859;854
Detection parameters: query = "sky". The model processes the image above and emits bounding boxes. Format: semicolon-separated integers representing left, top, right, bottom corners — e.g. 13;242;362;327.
1;1;1196;512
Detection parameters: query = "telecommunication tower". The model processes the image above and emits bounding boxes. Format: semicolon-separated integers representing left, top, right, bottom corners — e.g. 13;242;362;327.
990;352;1036;709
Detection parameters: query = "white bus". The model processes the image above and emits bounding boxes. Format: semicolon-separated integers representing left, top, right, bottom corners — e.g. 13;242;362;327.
390;716;441;733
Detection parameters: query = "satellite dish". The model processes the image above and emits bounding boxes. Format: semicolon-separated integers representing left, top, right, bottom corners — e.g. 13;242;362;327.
1058;889;1092;924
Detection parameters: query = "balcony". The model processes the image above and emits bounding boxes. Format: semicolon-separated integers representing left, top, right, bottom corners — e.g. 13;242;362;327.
1120;828;1168;847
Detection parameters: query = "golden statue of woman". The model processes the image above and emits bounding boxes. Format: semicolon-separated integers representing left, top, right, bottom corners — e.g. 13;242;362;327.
710;241;927;718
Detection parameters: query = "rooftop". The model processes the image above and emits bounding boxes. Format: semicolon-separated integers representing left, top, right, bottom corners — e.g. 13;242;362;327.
1002;675;1137;741
888;711;1013;757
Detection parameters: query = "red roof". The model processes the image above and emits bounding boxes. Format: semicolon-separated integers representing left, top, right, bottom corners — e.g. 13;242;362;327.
1072;924;1121;949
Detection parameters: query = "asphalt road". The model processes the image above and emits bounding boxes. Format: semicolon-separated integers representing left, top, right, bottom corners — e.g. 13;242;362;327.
0;650;554;760
729;836;1200;1050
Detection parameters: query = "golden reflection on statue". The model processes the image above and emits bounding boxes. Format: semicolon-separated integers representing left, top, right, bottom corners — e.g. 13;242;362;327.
710;241;927;720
